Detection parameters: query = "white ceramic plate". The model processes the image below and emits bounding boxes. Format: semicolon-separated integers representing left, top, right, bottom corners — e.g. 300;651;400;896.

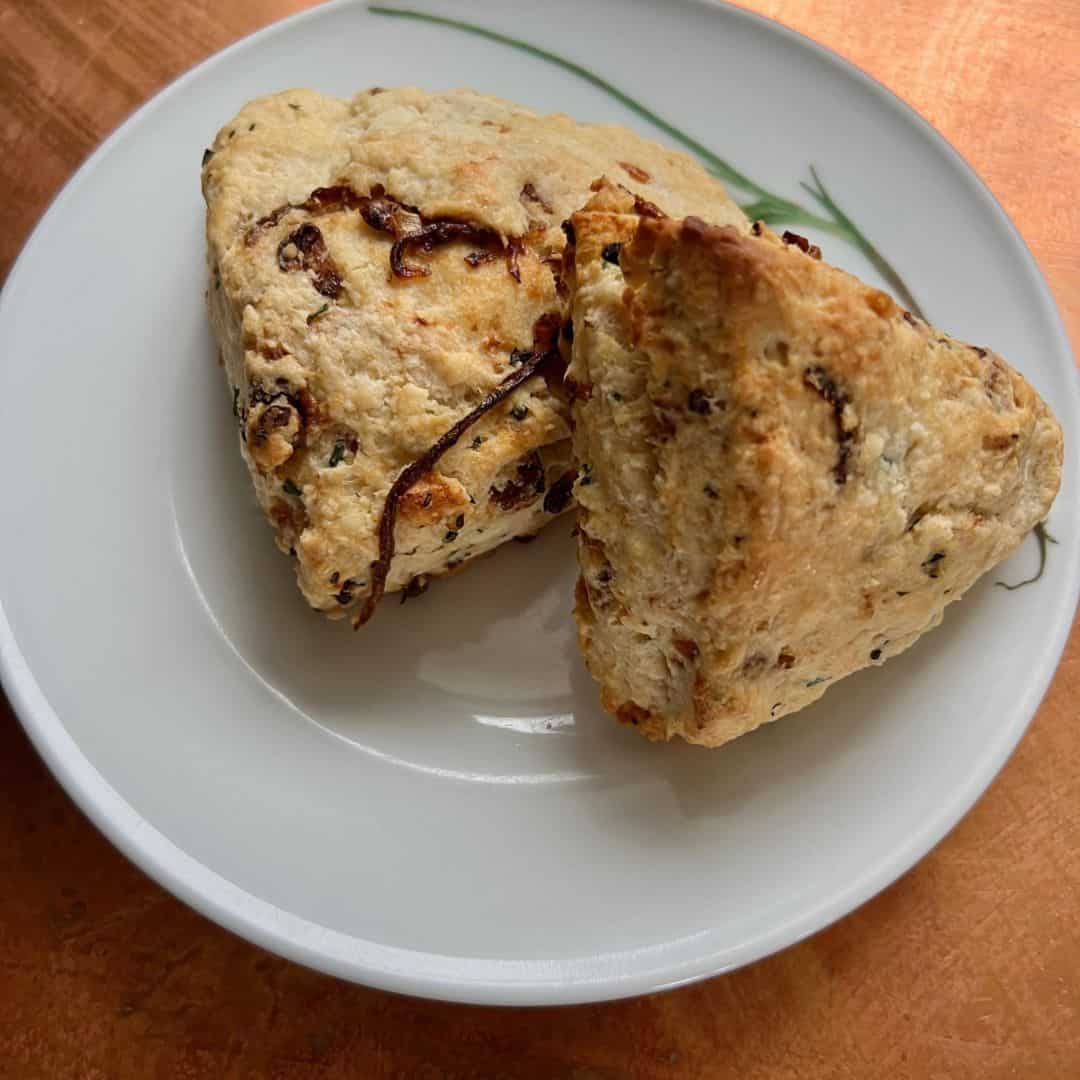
1;0;1077;1006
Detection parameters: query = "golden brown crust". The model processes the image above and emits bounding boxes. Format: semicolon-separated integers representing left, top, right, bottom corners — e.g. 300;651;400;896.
567;185;1063;747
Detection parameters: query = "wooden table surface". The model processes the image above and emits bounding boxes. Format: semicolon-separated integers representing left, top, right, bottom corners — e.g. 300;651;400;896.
1;1;1078;1076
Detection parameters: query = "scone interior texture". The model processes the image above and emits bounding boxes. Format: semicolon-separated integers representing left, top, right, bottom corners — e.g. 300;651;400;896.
202;87;746;622
566;182;1063;747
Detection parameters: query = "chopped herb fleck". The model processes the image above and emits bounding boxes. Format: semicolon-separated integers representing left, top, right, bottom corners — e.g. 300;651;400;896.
201;147;214;167
328;438;347;467
579;463;593;486
454;513;465;529
509;404;530;421
687;388;712;415
922;551;945;578
307;302;331;324
703;483;719;500
283;479;302;496
870;647;883;661
509;348;531;366
610;391;623;402
248;123;256;131
470;436;484;449
288;102;301;110
601;242;623;266
443;529;459;543
329;571;340;585
231;386;240;417
805;676;829;688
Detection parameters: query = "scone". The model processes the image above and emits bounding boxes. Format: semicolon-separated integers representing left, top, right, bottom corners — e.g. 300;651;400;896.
565;182;1063;747
202;87;746;623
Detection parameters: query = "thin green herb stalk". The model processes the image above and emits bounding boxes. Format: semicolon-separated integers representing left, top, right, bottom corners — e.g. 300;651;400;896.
737;194;846;235
996;522;1057;591
801;167;924;318
368;4;922;313
371;6;761;194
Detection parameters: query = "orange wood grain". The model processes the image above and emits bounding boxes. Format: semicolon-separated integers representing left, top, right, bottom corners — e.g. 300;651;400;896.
0;1;1078;1077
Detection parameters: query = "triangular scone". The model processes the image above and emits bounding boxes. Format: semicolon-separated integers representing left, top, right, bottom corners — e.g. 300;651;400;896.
565;181;1063;747
203;89;747;624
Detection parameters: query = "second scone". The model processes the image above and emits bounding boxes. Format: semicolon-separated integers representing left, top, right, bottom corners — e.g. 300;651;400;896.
564;181;1062;747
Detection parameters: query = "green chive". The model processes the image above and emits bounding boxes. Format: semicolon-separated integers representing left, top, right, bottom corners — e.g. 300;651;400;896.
368;5;923;318
996;522;1058;591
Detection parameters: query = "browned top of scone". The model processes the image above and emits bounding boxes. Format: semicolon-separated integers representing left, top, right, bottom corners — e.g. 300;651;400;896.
566;180;1062;746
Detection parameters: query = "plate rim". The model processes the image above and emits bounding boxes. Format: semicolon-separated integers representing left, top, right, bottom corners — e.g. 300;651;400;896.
1;0;1077;1005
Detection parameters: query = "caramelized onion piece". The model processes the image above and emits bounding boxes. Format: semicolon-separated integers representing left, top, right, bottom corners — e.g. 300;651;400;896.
803;365;855;484
354;316;563;626
250;182;525;283
520;182;553;214
389;220;501;278
633;195;666;219
276;223;342;298
782;230;823;259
